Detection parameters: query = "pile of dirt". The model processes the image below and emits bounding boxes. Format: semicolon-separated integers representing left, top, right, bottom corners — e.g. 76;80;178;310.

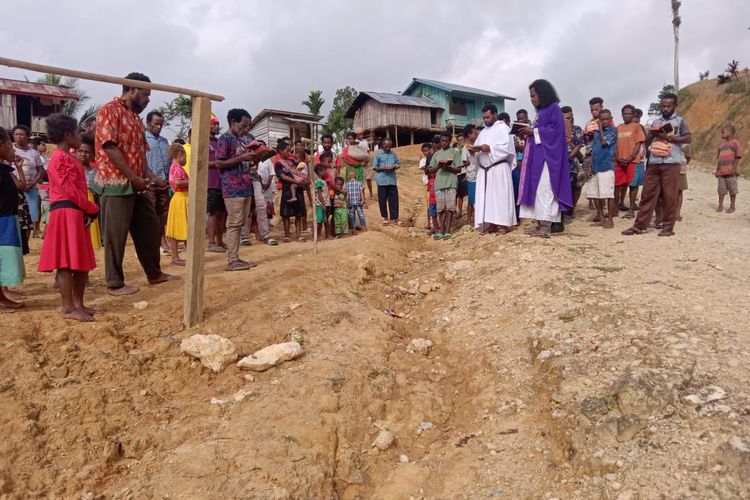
679;75;750;165
1;161;749;498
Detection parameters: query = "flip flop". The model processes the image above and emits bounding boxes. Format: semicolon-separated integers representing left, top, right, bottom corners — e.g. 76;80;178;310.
433;233;444;240
265;238;279;246
621;227;643;236
394;220;406;227
170;258;186;266
442;233;452;240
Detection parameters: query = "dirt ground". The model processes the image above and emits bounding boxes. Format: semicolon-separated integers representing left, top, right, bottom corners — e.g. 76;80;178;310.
1;159;750;499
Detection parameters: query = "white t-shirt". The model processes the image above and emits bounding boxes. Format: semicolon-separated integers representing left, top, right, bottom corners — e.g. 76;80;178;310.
357;138;369;152
13;145;44;185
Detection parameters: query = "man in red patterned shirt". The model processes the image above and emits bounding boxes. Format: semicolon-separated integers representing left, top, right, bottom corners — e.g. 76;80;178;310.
93;72;175;296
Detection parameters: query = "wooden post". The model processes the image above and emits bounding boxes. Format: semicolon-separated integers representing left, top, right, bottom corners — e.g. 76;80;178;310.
311;123;318;255
394;125;399;147
183;96;211;327
410;130;415;145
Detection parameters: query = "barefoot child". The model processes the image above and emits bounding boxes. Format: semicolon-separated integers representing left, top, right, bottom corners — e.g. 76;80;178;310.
586;109;617;229
0;127;26;312
38;114;99;322
343;168;367;232
716;125;742;214
166;144;189;265
333;176;349;237
313;164;331;240
429;131;462;239
76;133;102;250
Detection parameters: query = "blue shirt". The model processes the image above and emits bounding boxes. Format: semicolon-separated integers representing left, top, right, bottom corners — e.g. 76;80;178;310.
144;130;171;180
647;114;690;165
372;150;400;186
591;126;617;173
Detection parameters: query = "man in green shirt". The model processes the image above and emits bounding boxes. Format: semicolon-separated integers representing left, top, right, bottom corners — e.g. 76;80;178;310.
428;131;462;239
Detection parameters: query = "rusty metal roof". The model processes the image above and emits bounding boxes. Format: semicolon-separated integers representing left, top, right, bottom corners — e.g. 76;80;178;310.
0;78;79;101
345;91;440;118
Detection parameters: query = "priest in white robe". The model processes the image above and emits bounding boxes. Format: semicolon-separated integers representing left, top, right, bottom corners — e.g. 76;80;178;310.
472;104;517;234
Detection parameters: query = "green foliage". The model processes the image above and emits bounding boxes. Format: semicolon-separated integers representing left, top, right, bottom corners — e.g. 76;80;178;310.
36;73;90;117
323;86;358;143
727;60;740;78
77;104;101;129
157;95;193;141
648;84;676;116
301;90;325;115
698;70;710;81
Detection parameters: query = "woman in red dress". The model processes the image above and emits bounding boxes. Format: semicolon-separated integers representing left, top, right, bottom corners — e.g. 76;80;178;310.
38;114;99;322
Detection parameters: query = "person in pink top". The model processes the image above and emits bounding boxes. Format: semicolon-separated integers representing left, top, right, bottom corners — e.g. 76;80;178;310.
38;114;99;322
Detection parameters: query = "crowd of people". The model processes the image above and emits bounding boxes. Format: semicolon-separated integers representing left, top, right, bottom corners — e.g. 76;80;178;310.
0;73;743;320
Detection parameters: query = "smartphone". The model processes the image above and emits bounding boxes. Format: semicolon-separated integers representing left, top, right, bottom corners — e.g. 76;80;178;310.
661;122;674;134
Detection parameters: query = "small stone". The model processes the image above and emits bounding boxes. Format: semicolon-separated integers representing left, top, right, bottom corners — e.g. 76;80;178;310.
399;454;410;463
232;387;253;402
50;365;68;378
448;260;473;272
238;342;304;372
537;350;552;361
132;301;148;310
406;338;433;356
373;430;395;451
416;421;434;436
418;283;433;294
244;374;256;382
180;334;238;373
289;303;302;311
616;490;635;500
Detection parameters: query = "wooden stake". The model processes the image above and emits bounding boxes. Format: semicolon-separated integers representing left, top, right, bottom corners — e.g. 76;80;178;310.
0;56;224;101
183;96;211;327
395;124;399;147
311;123;318;255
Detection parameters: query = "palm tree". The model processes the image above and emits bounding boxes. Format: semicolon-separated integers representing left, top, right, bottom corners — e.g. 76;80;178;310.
726;60;740;78
36;73;90;116
78;104;101;129
302;90;325;116
671;0;682;92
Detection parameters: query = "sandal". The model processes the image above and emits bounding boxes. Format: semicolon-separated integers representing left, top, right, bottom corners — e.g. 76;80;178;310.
528;229;550;238
297;237;306;242
282;236;291;243
226;260;254;272
382;220;391;226
433;233;443;240
442;233;452;240
207;244;226;253
658;230;675;237
265;238;279;246
621;227;643;236
171;258;186;266
393;220;405;227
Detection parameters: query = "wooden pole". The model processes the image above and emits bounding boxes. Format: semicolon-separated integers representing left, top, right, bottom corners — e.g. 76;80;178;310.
311;122;318;255
0;57;224;101
410;130;414;145
183;97;211;327
394;124;399;147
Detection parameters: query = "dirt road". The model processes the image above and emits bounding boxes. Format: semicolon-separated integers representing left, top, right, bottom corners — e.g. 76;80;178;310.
1;162;749;499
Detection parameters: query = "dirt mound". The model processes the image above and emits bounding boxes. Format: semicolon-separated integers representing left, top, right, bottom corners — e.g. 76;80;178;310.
2;162;750;498
679;75;750;165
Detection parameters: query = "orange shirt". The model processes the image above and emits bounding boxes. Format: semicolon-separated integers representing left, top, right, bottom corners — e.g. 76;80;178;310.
93;97;149;195
616;122;646;163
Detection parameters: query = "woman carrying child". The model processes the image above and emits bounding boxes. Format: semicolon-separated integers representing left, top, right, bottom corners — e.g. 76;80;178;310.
274;140;308;242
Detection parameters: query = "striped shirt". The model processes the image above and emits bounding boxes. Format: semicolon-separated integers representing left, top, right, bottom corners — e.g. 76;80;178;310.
343;179;364;206
716;139;743;176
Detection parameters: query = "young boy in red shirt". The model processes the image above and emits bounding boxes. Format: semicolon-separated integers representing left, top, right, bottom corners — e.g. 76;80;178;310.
716;125;743;213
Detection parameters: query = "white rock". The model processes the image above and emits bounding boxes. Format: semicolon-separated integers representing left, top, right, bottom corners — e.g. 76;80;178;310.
416;421;434;436
373;430;395;451
537;350;552;360
132;301;148;310
448;260;473;272
407;338;433;356
180;334;238;373
399;454;410;464
233;387;254;402
728;435;750;454
237;342;304;372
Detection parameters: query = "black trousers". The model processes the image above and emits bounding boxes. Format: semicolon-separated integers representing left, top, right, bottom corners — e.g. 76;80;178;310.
377;185;399;220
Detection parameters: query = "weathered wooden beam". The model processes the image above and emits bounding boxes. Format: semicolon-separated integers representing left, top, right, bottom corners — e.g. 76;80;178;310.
183;96;211;327
0;57;224;101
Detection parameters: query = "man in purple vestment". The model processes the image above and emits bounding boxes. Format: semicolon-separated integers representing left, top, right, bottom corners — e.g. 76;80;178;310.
517;79;573;238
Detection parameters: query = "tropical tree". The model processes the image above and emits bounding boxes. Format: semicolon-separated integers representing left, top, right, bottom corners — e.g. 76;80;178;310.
36;73;90;116
157;95;193;141
698;70;710;81
726;59;740;78
302;90;325;115
648;84;676;116
671;0;682;92
77;104;101;129
323;86;357;145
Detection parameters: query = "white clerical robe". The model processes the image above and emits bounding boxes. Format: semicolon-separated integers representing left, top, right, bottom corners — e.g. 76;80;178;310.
474;121;517;228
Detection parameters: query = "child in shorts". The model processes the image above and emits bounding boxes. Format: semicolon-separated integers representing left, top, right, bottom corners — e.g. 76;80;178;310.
715;125;742;214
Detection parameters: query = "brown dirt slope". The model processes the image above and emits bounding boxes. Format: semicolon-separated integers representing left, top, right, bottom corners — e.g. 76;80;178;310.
679;75;750;166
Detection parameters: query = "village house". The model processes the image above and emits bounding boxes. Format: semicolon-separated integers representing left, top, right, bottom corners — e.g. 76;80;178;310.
0;77;79;136
346;78;514;146
249;109;323;147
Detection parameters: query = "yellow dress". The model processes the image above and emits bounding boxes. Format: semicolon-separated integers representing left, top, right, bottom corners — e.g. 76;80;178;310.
87;189;102;250
166;191;188;242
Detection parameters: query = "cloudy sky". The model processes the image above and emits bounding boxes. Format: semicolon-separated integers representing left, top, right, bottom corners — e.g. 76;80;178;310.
2;0;749;134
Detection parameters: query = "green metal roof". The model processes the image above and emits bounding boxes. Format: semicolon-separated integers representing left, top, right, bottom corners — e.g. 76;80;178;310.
404;78;515;101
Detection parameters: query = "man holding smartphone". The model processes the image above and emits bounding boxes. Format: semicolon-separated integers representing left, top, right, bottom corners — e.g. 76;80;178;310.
622;92;691;237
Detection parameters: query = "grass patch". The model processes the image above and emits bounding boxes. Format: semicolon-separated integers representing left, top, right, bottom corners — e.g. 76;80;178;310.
559;311;578;323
